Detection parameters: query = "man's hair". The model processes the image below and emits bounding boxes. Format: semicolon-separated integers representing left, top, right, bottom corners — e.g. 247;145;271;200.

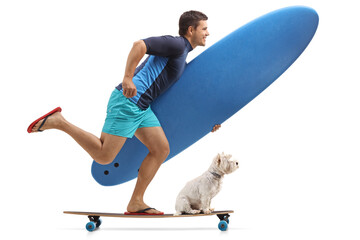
179;10;208;37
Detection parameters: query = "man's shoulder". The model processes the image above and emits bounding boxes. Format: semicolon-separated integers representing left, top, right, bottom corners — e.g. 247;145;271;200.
143;35;189;56
144;35;186;45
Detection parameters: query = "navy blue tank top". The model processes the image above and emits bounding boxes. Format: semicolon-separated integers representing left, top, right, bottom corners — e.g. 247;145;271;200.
116;35;193;110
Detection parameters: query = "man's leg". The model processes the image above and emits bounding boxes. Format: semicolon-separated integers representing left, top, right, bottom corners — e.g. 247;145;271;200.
127;126;170;214
31;111;127;165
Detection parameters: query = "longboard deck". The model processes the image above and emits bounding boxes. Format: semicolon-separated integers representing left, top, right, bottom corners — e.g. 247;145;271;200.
64;210;234;231
64;210;233;218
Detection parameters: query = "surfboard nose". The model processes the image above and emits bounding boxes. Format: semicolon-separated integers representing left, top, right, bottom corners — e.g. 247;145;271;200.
284;6;319;36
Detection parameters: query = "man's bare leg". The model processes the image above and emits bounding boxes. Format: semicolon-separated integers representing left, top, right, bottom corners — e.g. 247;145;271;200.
126;127;170;214
31;111;126;165
31;111;168;213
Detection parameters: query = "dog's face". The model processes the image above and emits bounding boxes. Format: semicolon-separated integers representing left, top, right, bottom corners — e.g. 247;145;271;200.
215;152;239;174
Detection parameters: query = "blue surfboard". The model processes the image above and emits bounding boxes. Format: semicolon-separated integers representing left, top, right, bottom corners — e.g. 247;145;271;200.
91;6;319;186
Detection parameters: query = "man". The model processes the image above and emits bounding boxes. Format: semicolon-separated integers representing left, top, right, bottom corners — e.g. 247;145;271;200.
28;10;220;215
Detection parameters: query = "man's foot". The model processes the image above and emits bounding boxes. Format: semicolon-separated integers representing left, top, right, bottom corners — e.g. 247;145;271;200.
127;201;163;215
124;207;163;215
29;110;64;133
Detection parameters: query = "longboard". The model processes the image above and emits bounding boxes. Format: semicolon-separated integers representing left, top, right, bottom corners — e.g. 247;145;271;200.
91;6;319;186
64;210;233;231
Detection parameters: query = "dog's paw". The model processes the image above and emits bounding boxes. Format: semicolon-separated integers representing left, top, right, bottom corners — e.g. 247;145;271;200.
189;210;201;214
209;208;215;212
203;209;212;214
174;212;182;216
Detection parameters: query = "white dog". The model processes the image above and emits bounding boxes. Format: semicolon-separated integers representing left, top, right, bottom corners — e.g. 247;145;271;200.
174;152;239;215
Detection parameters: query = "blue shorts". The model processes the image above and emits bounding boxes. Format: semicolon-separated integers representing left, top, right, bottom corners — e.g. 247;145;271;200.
102;89;161;138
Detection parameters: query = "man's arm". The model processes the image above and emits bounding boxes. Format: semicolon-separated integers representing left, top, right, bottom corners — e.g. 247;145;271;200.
122;40;147;98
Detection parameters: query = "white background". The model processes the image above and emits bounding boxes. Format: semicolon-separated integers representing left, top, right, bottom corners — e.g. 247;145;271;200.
1;0;359;239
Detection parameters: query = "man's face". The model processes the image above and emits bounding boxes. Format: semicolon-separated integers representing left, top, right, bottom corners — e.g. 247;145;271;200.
191;20;209;47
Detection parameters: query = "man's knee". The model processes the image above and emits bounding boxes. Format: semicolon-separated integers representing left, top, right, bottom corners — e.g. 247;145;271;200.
150;142;170;160
94;152;117;165
94;156;113;165
162;143;170;158
97;133;127;165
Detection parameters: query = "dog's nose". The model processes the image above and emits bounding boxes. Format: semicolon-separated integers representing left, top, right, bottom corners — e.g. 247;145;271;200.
235;161;239;166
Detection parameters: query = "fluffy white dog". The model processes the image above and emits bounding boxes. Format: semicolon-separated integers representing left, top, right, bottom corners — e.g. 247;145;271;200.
175;152;239;215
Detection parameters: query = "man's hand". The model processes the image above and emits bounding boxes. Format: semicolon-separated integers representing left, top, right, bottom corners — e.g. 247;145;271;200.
122;77;137;98
211;124;221;132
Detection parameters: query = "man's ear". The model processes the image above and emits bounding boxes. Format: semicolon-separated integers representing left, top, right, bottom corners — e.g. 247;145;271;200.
187;25;194;36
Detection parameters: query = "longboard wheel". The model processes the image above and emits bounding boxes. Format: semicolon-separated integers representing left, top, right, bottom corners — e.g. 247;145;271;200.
96;219;102;228
86;222;96;232
218;220;228;231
